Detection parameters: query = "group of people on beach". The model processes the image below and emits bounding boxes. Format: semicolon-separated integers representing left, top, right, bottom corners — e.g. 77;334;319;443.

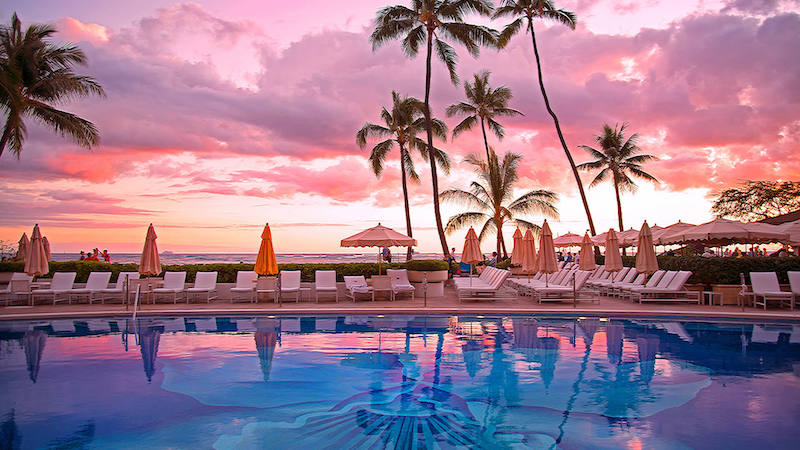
80;248;111;263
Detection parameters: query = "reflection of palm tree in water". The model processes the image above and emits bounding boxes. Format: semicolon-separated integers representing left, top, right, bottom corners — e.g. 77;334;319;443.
554;318;599;445
484;320;520;430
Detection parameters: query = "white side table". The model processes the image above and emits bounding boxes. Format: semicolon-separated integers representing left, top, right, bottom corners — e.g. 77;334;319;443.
702;291;722;306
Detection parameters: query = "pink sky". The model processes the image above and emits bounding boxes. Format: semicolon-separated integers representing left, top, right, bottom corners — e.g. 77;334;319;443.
1;0;798;254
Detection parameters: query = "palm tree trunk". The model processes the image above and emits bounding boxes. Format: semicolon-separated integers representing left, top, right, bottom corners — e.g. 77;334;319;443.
495;218;503;258
613;173;625;256
399;146;414;261
500;231;508;259
528;21;597;238
480;117;491;162
424;30;450;257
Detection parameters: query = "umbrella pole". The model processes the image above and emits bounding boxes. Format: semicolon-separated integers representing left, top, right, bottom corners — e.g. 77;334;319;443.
546;273;549;288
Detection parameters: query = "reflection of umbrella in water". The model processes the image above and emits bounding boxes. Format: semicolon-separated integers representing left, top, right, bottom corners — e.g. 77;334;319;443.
23;330;46;383
535;337;559;388
636;335;660;383
461;339;484;378
577;319;599;347
139;326;161;382
606;321;624;365
255;332;278;381
512;319;539;362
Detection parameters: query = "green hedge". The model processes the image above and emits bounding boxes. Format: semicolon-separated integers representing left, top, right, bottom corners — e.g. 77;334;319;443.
589;256;800;286
0;260;449;283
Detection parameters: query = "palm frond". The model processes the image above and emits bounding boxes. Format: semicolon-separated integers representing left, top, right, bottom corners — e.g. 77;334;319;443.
433;37;459;84
497;17;525;48
367;138;395;176
445;211;489;234
451;115;478;138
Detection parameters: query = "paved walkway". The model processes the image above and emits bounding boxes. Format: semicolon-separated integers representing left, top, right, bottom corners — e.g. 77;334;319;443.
2;285;799;322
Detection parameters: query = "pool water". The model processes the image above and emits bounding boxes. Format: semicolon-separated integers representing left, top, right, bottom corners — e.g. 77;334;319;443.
1;315;799;449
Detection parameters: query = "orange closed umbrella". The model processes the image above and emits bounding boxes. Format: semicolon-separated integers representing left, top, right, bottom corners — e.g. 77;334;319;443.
25;224;49;277
579;232;596;271
635;221;659;277
521;229;537;276
255;223;278;276
511;228;524;266
604;229;623;284
139;224;162;276
538;220;558;287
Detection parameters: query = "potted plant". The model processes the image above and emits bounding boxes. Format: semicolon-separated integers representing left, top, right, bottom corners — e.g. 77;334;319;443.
405;259;449;283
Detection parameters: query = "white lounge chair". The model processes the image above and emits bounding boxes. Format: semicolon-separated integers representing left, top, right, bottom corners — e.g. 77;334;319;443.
100;272;140;304
152;271;187;304
314;270;339;302
31;272;77;305
620;270;668;300
750;272;793;310
1;274;32;306
69;272;112;304
279;271;302;303
344;276;374;302
230;271;258;303
535;270;594;303
457;267;513;302
187;271;218;303
789;272;800;309
634;271;700;303
386;269;415;301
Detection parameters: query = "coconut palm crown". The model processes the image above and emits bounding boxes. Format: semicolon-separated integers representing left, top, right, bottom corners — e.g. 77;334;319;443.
446;70;522;162
370;0;498;256
441;148;558;257
357;91;451;259
576;123;659;232
0;13;105;158
492;1;599;238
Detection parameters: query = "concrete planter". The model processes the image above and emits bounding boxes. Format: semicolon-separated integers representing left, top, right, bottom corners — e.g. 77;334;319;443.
407;270;448;283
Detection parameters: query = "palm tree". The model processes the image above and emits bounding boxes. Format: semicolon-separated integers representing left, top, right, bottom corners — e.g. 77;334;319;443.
370;0;497;257
446;70;522;162
576;123;658;232
493;1;598;237
0;13;105;158
441;148;558;257
357;91;451;260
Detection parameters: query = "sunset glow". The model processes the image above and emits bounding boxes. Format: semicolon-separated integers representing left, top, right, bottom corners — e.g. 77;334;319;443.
1;0;798;253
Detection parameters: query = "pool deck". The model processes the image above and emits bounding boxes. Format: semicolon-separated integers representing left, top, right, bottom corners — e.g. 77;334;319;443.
2;285;799;322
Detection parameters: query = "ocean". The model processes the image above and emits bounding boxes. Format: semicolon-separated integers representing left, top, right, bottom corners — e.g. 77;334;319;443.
49;252;445;265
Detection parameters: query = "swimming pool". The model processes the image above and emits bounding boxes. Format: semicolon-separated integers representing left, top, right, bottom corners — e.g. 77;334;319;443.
1;314;799;449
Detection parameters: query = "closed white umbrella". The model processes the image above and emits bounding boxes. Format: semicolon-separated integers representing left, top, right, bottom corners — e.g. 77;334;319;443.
139;224;162;276
511;228;525;266
635;221;659;278
538;221;558;287
604;229;623;285
24;224;49;277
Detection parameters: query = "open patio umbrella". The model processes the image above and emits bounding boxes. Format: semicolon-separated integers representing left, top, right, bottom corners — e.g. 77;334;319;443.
23;329;47;383
42;237;51;262
461;227;482;284
776;219;800;246
510;228;524;266
538;220;558;287
16;233;28;262
635;221;659;280
579;232;596;271
341;223;417;275
521;229;538;277
617;228;639;248
24;224;49;277
139;224;161;276
660;217;787;246
604;229;623;285
553;232;583;248
652;221;694;246
255;223;278;276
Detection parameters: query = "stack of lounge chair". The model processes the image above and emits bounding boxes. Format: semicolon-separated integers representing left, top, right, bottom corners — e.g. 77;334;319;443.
454;266;512;302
